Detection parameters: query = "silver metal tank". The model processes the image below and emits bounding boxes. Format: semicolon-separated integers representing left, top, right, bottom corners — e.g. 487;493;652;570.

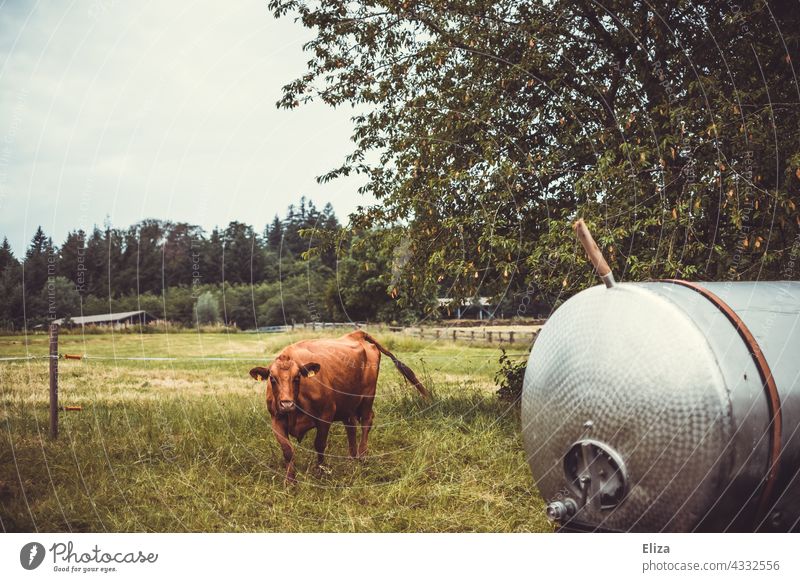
521;280;800;532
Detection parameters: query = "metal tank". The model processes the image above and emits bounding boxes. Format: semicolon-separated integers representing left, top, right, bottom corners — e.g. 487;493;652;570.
521;222;800;532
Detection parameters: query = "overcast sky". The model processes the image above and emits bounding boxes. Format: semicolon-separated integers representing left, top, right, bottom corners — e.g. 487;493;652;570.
0;0;372;256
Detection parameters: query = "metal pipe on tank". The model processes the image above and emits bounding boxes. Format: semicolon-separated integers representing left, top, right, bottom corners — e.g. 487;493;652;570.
573;219;615;288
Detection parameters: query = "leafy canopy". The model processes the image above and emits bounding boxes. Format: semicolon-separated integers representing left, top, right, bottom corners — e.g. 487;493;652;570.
270;0;800;307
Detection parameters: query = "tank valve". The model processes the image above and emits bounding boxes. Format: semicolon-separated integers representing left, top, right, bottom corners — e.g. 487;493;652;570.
546;498;578;523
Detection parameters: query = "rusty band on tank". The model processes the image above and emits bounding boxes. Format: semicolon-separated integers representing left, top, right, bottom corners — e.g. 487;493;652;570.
662;279;782;524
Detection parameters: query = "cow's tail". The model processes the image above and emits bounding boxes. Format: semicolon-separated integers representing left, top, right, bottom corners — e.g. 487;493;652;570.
358;331;429;399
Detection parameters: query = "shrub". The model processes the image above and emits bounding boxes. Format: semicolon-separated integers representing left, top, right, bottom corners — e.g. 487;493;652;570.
195;291;220;325
495;348;528;402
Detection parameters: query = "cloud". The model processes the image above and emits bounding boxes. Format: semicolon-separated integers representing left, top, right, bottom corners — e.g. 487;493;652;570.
0;0;372;255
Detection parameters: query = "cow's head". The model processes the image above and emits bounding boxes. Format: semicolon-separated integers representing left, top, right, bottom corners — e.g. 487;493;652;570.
250;354;320;414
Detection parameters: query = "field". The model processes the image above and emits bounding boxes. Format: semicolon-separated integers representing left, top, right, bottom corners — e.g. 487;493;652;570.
0;329;550;532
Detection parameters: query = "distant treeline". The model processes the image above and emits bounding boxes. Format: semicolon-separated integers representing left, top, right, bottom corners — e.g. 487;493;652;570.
0;197;449;330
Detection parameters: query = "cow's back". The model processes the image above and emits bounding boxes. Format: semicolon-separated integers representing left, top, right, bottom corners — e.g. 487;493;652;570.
288;333;381;408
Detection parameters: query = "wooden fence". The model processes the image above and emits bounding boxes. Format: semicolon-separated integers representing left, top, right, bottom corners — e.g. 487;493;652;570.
254;322;364;333
253;321;540;345
387;326;538;345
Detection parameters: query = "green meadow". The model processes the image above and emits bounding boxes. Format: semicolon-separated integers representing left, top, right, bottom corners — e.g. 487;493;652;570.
0;330;549;532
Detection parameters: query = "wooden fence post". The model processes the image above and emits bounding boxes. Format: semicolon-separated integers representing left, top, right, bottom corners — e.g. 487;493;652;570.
452;330;457;342
487;331;493;343
509;331;515;344
49;323;59;439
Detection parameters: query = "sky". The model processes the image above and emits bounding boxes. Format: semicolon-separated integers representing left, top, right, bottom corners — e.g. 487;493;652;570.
0;0;373;256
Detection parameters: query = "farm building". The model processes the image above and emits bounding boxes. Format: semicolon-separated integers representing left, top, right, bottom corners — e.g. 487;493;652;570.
438;297;497;320
52;310;157;328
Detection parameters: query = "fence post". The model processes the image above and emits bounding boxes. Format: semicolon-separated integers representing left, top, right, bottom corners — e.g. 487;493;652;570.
487;331;493;343
452;330;457;342
471;330;475;341
509;331;515;344
49;323;59;440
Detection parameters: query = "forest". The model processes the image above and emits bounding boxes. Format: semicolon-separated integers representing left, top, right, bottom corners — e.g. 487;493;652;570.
0;198;451;330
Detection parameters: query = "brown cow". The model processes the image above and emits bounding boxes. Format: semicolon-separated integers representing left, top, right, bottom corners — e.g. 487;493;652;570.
249;330;428;483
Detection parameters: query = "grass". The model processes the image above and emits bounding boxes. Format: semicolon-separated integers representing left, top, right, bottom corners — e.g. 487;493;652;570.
0;330;548;532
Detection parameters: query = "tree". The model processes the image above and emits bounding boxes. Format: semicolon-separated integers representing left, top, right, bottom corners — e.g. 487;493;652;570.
38;276;82;324
0;237;15;273
105;224;127;296
267;215;283;250
195;291;220;325
203;227;225;285
83;224;125;298
220;221;266;284
0;239;23;329
220;282;263;329
23;226;52;296
162;286;195;324
83;226;106;297
270;0;800;307
123;219;166;294
282;202;306;255
317;202;342;269
58;230;88;294
326;227;434;323
163;222;205;288
257;269;332;326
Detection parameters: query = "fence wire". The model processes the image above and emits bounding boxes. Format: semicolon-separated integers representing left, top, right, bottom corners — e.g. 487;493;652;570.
0;352;528;363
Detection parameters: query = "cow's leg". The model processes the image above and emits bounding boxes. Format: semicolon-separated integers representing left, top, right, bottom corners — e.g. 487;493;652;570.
271;418;296;485
313;415;334;475
357;409;375;459
345;416;358;459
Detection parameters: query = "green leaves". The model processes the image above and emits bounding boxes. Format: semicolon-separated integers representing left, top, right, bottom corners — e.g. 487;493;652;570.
272;0;800;305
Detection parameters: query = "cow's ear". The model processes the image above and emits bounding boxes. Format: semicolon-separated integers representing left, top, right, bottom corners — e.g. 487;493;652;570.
250;367;270;381
300;363;321;377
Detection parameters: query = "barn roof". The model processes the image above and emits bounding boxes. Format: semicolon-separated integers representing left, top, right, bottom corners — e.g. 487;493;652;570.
52;310;153;326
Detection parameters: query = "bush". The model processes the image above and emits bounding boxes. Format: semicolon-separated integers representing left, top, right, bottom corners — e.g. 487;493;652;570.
495;348;528;402
195;291;220;325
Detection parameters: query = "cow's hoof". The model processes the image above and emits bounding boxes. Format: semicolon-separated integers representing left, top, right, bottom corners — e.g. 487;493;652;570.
284;475;298;486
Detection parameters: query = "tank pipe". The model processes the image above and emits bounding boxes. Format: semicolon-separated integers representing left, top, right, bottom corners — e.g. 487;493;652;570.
574;219;616;288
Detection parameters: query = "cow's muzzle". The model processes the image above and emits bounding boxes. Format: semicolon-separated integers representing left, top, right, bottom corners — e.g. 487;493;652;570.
278;400;296;413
